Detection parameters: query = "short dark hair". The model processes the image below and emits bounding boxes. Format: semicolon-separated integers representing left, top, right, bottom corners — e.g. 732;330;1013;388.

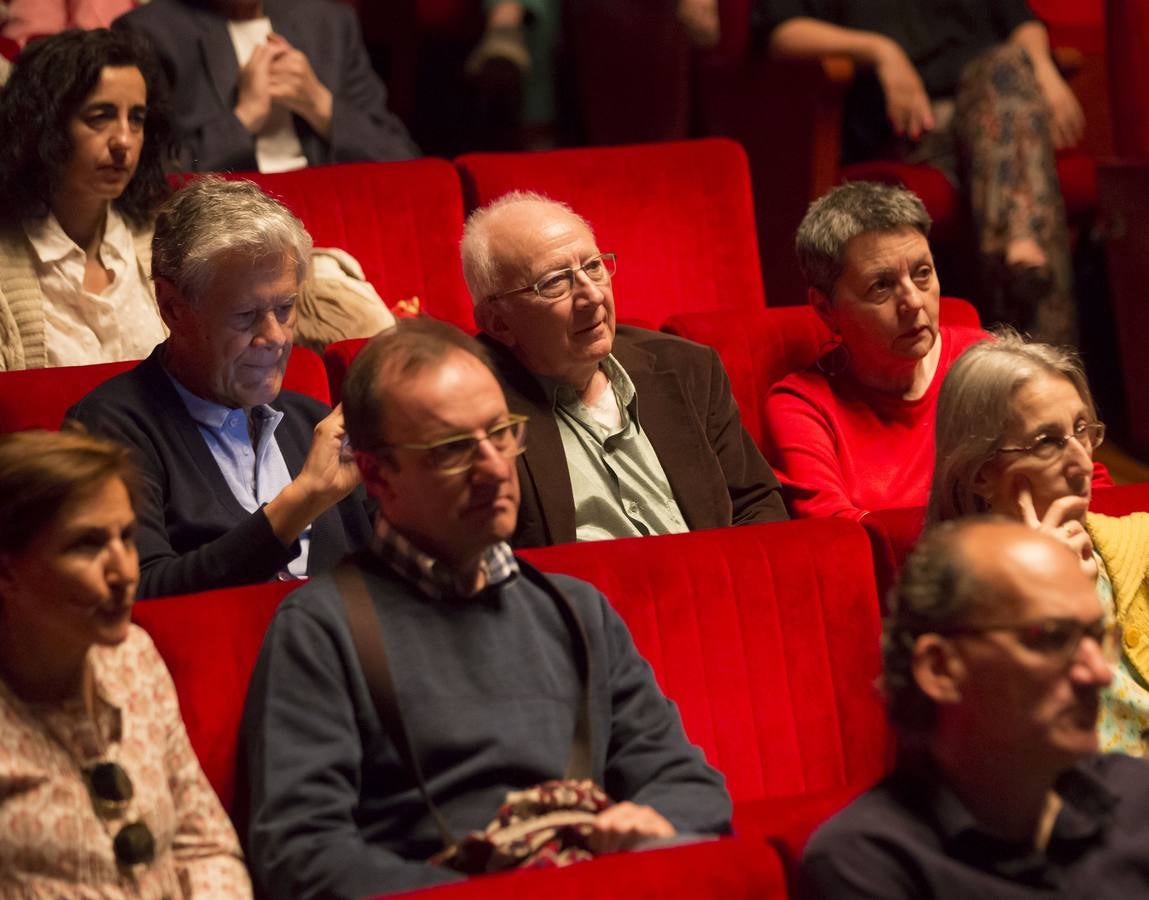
882;518;1002;734
796;181;932;298
343;319;492;457
0;28;174;229
0;428;139;557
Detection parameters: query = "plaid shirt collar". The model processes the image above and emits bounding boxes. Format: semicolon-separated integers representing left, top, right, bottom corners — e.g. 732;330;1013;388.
369;519;519;601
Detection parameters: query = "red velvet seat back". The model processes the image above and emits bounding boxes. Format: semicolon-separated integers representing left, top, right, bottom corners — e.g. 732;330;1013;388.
664;296;981;450
455;139;767;328
520;520;890;805
1107;0;1149;157
219;160;473;331
132;581;299;814
0;346;331;434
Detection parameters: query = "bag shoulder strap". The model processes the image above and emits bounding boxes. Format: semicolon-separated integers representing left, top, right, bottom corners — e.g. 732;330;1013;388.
334;557;456;849
335;553;596;851
514;558;595;781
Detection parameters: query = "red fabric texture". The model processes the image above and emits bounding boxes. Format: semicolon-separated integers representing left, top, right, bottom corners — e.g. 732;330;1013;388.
219;160;474;332
455;139;767;326
0;346;330;434
520;520;891;807
386;836;788;899
132;580;298;813
663;297;981;451
1107;0;1149;157
765;325;987;520
323;337;370;406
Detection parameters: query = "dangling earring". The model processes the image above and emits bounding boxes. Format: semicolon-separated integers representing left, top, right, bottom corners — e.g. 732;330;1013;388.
816;336;850;377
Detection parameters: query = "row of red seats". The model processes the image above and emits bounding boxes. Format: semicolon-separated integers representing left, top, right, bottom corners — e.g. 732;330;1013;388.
133;518;890;899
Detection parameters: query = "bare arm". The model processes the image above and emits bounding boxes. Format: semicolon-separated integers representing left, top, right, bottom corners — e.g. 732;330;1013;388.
768;17;934;138
1009;20;1084;149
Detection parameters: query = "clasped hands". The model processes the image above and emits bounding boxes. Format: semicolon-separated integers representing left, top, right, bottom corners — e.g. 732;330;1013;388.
234;33;334;139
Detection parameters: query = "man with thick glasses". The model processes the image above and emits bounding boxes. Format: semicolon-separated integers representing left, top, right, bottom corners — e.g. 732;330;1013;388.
461;191;787;548
242;319;732;898
804;519;1149;898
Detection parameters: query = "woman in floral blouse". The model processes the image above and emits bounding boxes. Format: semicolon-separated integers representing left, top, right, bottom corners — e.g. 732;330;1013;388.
0;429;252;897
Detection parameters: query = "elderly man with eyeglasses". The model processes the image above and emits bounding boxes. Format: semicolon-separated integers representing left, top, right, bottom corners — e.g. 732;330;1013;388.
803;518;1149;899
460;191;788;547
240;318;732;898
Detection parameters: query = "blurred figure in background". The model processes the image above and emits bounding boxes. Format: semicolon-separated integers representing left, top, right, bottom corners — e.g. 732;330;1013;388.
0;28;172;370
760;0;1082;345
1;0;136;46
114;0;419;172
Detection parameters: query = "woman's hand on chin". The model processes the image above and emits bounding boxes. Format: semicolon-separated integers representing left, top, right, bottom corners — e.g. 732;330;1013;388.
1015;481;1098;581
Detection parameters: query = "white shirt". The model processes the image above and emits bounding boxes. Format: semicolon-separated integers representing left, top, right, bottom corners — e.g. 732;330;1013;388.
227;17;309;174
24;208;167;367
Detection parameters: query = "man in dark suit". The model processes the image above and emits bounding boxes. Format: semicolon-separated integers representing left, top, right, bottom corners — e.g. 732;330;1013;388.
461;191;788;547
114;0;418;172
69;178;370;598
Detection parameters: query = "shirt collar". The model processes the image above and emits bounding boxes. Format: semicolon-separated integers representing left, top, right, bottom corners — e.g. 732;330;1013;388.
24;206;132;267
166;367;282;434
536;354;636;411
370;518;519;601
918;758;1115;868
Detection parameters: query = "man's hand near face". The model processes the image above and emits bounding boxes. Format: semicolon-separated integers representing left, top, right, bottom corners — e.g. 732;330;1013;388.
264;403;361;547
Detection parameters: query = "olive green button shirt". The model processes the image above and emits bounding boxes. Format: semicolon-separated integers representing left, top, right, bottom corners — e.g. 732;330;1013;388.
542;355;688;542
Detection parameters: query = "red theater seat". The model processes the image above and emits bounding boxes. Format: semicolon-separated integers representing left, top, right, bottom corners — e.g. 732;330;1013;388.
665;297;981;452
456;139;768;328
0;346;330;434
520;521;891;823
215;160;474;332
133;581;298;814
139;519;889;894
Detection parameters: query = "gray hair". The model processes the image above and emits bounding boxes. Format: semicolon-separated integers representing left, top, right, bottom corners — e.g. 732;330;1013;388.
883;518;1003;735
343;318;492;461
151;177;312;302
796;181;932;298
926;328;1097;524
460;190;595;304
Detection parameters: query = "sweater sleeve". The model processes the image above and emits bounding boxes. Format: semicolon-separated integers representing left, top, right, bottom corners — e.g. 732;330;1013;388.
243;601;464;900
66;395;302;599
765;377;869;521
596;595;733;835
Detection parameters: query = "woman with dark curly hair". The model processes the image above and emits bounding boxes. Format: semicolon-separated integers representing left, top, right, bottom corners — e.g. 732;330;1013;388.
0;28;174;370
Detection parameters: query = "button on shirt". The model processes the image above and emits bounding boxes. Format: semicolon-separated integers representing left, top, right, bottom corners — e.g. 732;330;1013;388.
24;208;167;367
169;376;309;578
546;355;687;542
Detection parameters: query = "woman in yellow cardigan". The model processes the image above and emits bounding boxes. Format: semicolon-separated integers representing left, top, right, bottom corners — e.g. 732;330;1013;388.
0;28;173;370
926;329;1149;756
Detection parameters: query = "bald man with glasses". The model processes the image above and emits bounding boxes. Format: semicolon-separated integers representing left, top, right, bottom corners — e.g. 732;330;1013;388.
461;191;788;548
804;518;1149;899
241;319;732;898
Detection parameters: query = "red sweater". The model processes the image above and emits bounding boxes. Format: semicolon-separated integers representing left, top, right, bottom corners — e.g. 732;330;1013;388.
765;326;987;520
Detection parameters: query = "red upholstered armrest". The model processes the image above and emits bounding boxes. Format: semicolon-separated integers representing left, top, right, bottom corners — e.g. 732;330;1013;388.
861;507;927;607
385;837;788;899
132;581;299;814
733;781;873;860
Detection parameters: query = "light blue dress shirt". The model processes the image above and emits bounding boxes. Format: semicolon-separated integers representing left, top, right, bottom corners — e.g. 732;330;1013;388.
168;375;309;578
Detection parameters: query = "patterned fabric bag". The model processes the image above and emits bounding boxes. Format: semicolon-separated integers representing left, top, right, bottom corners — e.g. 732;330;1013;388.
337;556;606;875
431;779;612;873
